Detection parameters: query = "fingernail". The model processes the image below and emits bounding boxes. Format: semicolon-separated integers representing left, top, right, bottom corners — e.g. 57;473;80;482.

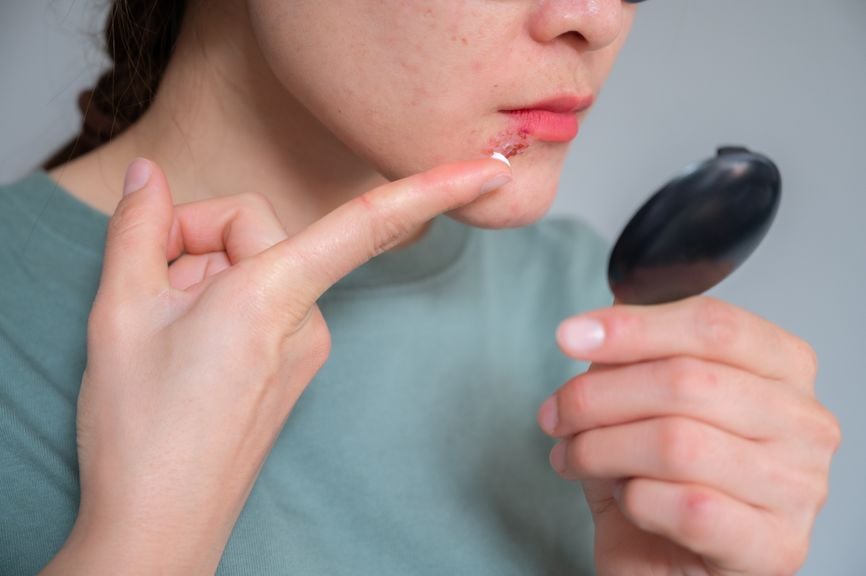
123;158;152;196
549;442;567;474
539;395;559;435
489;151;511;167
557;317;605;354
480;172;511;195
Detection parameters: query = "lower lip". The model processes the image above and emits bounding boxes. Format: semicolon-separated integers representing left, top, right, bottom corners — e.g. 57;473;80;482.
501;109;580;142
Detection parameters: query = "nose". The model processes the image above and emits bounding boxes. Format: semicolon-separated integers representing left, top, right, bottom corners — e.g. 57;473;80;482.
528;0;628;51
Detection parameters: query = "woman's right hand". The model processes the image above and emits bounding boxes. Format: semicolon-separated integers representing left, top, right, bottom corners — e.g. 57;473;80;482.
40;156;511;576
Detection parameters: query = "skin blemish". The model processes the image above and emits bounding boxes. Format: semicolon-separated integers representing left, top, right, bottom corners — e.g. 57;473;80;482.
483;127;531;159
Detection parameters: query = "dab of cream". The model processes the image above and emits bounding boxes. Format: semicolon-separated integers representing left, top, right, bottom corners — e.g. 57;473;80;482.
490;151;511;166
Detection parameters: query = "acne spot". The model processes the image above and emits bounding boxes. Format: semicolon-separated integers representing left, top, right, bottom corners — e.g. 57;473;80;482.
461;36;468;45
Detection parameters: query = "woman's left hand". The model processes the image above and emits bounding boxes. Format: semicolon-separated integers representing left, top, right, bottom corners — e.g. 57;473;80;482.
537;295;841;576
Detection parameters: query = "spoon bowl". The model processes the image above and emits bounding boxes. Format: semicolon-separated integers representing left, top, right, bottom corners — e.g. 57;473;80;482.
608;146;782;305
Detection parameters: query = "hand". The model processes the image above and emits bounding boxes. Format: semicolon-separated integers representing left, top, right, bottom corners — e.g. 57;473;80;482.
536;295;841;576
44;155;511;575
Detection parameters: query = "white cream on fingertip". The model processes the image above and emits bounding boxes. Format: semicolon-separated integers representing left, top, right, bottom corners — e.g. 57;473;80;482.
490;151;511;167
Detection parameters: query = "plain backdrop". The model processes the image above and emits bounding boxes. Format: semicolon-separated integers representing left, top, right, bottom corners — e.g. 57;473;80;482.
1;1;864;573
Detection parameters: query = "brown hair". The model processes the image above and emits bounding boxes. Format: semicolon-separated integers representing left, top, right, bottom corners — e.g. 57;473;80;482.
42;0;188;170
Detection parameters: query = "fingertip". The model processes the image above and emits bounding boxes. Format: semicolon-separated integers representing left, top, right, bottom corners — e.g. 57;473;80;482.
123;157;154;197
538;394;559;436
556;316;606;356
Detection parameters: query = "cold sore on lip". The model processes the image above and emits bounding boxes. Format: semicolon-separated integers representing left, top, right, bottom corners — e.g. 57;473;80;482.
484;109;581;159
483;127;532;159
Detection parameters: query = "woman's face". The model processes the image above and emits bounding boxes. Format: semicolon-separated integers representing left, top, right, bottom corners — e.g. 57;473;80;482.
247;1;638;228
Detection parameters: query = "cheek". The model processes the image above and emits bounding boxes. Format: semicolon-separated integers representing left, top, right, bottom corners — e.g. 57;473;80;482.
386;3;505;114
247;2;494;134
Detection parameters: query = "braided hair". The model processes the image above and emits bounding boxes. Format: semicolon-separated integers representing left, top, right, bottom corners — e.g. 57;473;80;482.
42;0;188;170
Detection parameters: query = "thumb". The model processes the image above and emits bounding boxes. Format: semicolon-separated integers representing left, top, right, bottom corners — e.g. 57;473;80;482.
99;158;175;302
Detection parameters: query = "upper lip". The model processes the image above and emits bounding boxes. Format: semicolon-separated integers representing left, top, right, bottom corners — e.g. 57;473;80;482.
501;93;595;114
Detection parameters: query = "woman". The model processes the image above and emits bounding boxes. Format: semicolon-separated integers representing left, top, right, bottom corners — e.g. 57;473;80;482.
0;0;839;574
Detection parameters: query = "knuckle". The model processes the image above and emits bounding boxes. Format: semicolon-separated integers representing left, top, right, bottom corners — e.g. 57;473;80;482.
291;325;332;374
800;399;843;451
311;327;332;364
771;463;827;513
812;475;831;512
304;311;333;365
110;195;146;226
239;257;316;328
675;487;718;545
827;415;843;451
604;307;642;343
692;296;739;351
567;433;595;475
778;540;809;576
560;373;594;420
658;418;701;475
663;357;717;408
237;190;275;215
355;194;411;256
276;306;333;376
87;295;138;346
107;198;150;248
819;409;843;452
372;214;411;256
792;336;819;381
615;479;647;529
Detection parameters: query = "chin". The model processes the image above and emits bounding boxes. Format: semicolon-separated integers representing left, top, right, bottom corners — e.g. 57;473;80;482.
442;136;569;229
445;177;558;229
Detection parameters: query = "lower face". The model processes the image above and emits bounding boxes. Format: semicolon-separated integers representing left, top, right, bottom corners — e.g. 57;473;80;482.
248;1;637;229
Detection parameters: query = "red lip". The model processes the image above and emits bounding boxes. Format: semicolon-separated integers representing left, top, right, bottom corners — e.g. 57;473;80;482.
499;93;594;142
502;94;595;114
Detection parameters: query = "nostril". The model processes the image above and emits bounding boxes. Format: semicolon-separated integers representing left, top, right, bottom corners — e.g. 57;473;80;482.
561;30;588;50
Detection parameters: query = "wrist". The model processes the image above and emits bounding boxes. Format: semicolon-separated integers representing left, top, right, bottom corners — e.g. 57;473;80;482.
40;504;223;576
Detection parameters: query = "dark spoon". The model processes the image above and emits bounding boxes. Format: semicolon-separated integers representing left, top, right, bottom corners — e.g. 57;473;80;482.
608;146;782;305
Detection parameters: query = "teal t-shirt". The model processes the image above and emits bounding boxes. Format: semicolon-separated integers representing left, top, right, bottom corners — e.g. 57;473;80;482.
0;170;614;575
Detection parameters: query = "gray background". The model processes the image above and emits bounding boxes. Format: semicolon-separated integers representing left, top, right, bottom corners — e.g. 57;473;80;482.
1;1;863;573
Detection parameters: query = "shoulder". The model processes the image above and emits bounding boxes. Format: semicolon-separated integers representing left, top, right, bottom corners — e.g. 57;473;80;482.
0;172;43;252
0;170;108;259
0;170;61;227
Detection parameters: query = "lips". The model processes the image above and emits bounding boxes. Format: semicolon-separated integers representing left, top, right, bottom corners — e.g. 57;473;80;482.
504;94;595;114
499;93;594;142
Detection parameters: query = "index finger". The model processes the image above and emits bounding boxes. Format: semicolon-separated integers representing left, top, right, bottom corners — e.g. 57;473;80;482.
246;156;511;313
561;295;816;383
